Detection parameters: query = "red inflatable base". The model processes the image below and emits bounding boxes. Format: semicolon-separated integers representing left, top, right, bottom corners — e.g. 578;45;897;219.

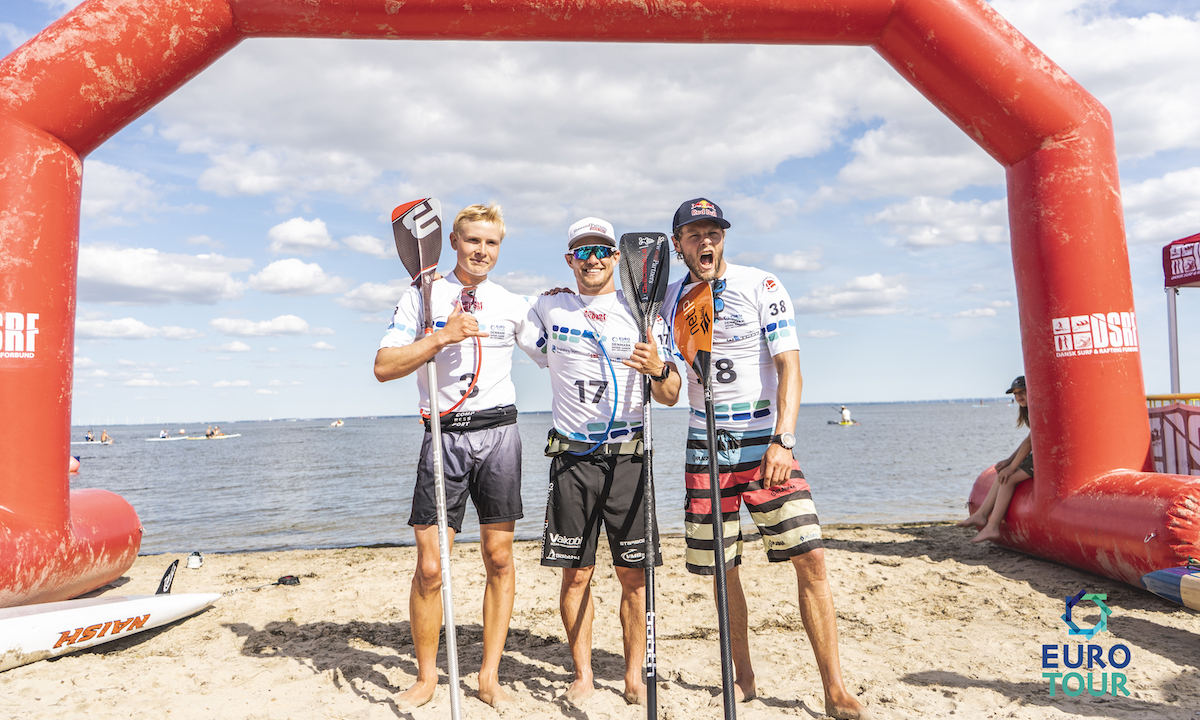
0;488;142;608
966;468;1200;586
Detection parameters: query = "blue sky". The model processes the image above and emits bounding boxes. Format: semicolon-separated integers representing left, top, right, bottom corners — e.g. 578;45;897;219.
5;0;1200;425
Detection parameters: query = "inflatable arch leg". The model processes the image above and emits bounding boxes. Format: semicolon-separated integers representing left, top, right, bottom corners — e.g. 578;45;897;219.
2;0;1198;607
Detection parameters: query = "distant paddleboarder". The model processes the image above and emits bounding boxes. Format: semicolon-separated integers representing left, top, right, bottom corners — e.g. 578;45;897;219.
840;405;852;424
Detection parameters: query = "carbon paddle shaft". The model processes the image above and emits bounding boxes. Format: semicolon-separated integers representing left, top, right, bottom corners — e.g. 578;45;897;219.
705;381;738;720
641;374;658;716
426;359;463;720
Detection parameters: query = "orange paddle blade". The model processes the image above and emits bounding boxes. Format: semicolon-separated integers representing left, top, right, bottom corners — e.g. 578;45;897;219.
674;281;714;381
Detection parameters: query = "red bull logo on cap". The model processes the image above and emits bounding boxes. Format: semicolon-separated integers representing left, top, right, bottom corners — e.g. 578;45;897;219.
691;200;718;218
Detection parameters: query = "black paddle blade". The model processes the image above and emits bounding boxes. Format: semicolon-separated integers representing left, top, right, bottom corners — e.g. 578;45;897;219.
155;559;179;595
674;281;714;386
391;198;443;279
618;232;670;334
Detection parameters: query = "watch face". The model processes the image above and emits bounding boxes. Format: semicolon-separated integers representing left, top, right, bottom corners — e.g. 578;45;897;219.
780;432;796;449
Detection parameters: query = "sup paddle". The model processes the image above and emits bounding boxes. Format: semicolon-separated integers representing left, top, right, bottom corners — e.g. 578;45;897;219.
674;281;737;719
392;197;463;720
618;232;670;717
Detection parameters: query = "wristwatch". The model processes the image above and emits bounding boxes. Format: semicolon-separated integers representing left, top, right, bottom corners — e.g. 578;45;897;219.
650;364;671;382
771;432;796;449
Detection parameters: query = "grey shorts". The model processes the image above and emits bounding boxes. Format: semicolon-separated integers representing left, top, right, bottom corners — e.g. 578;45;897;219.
540;453;661;569
408;423;523;531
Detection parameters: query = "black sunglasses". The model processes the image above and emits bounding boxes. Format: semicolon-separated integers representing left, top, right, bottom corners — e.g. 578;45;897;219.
571;245;616;262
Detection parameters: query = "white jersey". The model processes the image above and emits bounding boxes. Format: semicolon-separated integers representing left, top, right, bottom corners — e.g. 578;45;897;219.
380;274;543;415
662;263;800;432
531;291;667;444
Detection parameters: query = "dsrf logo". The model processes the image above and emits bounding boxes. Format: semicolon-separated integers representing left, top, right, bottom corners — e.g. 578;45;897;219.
1041;591;1131;698
2;312;39;359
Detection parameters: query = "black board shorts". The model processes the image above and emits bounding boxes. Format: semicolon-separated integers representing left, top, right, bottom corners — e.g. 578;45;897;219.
408;423;523;531
540;452;661;569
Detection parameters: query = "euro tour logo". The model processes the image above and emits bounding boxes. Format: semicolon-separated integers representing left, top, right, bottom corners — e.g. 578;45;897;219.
1042;591;1131;698
2;312;39;359
1052;311;1137;358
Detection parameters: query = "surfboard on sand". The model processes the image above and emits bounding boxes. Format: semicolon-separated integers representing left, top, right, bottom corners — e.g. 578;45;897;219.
1140;565;1200;611
0;564;219;673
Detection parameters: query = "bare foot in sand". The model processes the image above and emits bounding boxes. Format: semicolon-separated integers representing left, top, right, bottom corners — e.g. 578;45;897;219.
825;693;871;719
478;681;512;708
955;514;985;528
396;678;437;710
564;677;594;704
735;678;757;703
624;681;647;705
972;526;1002;544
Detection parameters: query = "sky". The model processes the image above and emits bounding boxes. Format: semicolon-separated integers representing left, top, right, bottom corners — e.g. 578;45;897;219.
4;0;1200;425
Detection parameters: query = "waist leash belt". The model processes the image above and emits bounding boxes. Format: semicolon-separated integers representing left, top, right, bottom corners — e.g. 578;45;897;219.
544;429;644;458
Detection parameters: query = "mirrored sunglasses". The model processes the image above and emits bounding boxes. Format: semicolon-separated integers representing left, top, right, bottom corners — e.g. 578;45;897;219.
571;245;616;262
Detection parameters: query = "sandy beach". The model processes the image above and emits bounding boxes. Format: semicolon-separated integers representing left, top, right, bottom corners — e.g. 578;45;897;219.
4;523;1199;719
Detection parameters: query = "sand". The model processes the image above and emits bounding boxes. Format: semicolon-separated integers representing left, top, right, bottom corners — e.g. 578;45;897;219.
3;523;1199;719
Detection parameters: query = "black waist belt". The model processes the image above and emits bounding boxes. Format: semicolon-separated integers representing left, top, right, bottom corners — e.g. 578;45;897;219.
423;404;517;433
544;428;643;457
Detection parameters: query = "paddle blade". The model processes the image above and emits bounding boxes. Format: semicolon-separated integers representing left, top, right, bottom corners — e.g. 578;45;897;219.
674;281;714;383
391;198;443;278
618;232;671;334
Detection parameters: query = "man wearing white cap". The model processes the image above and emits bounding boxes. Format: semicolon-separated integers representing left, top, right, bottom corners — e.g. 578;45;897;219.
528;217;680;704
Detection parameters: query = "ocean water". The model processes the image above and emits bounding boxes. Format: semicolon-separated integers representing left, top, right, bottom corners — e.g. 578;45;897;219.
68;402;1029;555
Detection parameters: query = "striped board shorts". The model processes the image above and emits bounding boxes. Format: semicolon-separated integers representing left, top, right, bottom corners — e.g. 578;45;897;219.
684;427;822;575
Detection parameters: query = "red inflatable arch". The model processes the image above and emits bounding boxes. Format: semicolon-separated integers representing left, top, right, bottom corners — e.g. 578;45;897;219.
2;0;1198;606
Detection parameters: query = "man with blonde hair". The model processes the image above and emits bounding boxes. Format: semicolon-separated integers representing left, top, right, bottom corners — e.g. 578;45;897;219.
375;203;543;708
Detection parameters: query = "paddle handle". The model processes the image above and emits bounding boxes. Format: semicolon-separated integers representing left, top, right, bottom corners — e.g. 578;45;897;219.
426;359;462;720
705;383;737;720
642;375;658;718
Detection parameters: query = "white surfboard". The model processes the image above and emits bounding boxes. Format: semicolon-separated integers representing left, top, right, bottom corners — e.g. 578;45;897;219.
0;592;220;673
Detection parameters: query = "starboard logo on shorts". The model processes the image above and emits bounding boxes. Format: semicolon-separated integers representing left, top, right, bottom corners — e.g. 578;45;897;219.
1041;590;1131;698
1052;312;1137;358
2;312;39;359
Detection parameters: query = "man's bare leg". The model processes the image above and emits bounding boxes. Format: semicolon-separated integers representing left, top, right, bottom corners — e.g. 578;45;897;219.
721;565;757;702
399;524;456;707
478;521;516;707
615;566;647;705
560;565;596;702
792;549;867;719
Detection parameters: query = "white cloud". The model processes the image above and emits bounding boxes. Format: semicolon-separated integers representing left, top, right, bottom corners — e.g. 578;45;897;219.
76;318;202;340
955;308;998;318
266;217;337;254
211;315;310;337
311;341;337;351
804;329;843;338
792;273;908;317
336;281;410;312
213;380;251;388
2;23;28;52
255;389;279;395
81;160;160;225
249;258;349;295
74;356;95;368
771;250;823;273
870;198;1009;247
1122;166;1200;244
493;271;555;296
79;245;250;304
343;234;390;258
186;235;223;248
218;341;252;352
124;377;171;387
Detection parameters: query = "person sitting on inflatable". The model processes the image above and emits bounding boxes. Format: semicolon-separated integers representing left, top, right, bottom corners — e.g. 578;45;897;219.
956;376;1032;543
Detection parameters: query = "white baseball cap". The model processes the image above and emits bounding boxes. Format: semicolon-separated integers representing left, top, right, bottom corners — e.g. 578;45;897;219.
567;217;617;249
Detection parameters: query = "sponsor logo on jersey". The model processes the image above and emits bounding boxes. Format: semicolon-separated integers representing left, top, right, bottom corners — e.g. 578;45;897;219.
583;309;607;322
763;278;779;293
2;312;39;359
621;549;646;563
549;533;583;548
